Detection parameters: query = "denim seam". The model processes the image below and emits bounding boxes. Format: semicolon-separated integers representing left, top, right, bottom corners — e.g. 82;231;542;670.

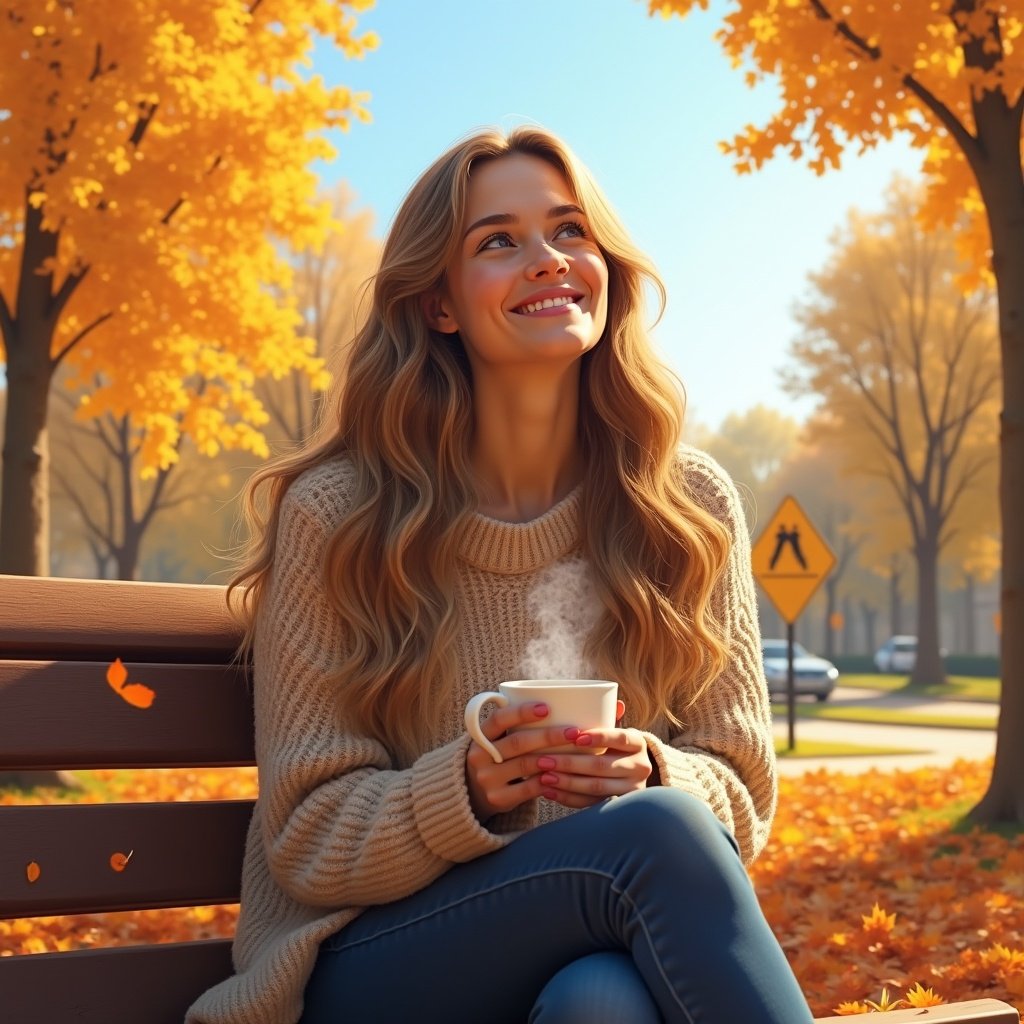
608;879;697;1024
323;865;697;1024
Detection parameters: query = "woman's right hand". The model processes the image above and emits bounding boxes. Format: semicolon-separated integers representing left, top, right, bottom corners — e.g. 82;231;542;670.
465;702;571;821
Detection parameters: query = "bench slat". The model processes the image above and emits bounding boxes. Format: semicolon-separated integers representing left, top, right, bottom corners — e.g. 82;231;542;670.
813;1000;1020;1023
0;939;233;1024
0;660;254;769
0;574;242;662
0;801;253;917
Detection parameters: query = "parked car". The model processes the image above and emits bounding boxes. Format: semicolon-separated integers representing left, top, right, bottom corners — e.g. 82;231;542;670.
761;639;839;702
873;635;918;673
873;635;947;673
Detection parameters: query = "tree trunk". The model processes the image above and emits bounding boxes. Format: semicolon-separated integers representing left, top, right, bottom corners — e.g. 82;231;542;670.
909;530;947;687
890;556;903;636
964;573;977;655
0;357;51;575
0;200;62;576
970;123;1024;823
861;601;877;656
824;576;837;659
842;593;854;655
115;521;143;581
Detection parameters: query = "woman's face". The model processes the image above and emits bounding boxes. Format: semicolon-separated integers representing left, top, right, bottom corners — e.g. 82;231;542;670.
434;153;609;369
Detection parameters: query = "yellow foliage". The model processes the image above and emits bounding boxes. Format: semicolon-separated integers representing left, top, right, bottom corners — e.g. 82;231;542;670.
786;178;1001;577
0;0;376;475
647;0;1024;283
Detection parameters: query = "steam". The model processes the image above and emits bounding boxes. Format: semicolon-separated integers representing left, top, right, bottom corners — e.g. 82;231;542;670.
515;553;603;679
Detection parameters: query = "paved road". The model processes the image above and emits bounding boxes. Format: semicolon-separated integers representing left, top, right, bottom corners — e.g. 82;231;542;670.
772;687;998;777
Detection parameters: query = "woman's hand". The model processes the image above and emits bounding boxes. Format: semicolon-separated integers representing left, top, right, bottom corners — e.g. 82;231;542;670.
535;705;654;808
466;702;584;822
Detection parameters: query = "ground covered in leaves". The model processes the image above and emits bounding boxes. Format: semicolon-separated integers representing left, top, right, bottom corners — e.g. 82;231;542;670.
2;757;1021;1018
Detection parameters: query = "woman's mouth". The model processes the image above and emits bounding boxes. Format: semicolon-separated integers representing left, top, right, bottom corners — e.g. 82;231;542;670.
513;294;584;316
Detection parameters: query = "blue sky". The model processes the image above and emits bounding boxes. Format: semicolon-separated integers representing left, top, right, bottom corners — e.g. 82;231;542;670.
309;0;924;431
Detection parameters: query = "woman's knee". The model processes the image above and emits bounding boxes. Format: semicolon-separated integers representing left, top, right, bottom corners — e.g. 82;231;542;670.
604;787;741;864
528;952;662;1024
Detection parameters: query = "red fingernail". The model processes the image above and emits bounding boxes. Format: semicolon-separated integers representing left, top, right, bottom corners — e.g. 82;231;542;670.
541;772;558;785
534;703;549;717
576;734;593;746
563;727;580;741
542;789;557;800
538;756;556;769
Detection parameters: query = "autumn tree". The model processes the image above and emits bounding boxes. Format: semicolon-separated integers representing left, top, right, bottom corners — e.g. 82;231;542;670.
0;0;377;576
47;364;204;579
646;0;1023;824
786;180;1000;690
258;183;379;452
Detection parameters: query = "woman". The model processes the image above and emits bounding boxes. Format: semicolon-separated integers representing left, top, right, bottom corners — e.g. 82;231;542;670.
187;126;813;1024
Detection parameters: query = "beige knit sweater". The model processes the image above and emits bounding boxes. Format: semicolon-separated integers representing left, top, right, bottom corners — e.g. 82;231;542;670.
186;445;776;1024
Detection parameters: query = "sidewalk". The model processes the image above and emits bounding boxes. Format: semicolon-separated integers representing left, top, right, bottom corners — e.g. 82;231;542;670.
772;686;998;776
827;686;998;722
774;717;996;776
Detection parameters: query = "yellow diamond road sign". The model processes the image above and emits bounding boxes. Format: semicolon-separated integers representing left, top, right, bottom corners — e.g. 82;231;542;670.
751;496;836;624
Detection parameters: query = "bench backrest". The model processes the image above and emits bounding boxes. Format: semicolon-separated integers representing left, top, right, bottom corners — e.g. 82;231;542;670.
0;574;253;1024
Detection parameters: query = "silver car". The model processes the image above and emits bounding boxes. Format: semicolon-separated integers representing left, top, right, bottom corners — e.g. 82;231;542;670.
761;639;839;702
873;635;917;673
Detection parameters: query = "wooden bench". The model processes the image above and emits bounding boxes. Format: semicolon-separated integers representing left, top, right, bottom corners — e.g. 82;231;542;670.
0;574;1018;1024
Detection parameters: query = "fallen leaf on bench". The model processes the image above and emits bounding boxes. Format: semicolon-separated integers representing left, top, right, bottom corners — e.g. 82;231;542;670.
106;658;156;709
26;862;40;883
110;851;133;872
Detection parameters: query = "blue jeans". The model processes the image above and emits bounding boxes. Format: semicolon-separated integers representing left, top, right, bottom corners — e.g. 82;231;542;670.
301;788;812;1024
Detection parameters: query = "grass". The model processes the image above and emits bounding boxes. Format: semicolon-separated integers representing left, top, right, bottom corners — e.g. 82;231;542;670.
795;704;997;730
896;793;1024;840
774;738;925;758
840;673;1000;703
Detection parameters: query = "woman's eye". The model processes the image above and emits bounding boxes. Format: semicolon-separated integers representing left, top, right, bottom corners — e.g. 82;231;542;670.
555;220;588;240
479;232;514;251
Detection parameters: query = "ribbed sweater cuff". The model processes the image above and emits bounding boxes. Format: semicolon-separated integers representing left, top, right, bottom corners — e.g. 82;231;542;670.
641;732;708;802
411;732;521;863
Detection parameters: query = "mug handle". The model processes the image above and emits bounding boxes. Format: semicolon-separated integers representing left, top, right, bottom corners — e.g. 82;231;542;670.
464;691;509;763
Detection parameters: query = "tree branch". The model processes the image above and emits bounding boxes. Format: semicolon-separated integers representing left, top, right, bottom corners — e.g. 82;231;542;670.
48;263;89;324
51;464;107;547
806;0;981;161
128;100;159;149
51;311;114;367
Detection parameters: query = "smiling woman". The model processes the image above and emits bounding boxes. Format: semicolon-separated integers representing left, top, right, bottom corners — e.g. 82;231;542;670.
423;153;610;522
186;126;814;1024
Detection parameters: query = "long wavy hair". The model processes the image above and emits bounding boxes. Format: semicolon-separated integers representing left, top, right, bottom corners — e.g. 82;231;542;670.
227;126;731;765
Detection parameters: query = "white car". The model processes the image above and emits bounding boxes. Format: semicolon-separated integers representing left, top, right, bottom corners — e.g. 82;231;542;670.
761;639;839;702
874;635;917;673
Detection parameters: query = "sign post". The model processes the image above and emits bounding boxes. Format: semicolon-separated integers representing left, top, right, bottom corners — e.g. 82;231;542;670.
751;496;836;751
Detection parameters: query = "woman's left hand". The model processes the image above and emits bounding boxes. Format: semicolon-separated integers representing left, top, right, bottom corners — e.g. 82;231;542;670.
536;704;654;808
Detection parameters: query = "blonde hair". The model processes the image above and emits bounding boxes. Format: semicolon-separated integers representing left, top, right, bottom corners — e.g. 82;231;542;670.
227;126;731;764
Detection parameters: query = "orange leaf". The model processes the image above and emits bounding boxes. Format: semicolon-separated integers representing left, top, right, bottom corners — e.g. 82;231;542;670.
106;659;156;708
26;862;40;883
106;658;128;691
109;851;133;872
118;682;156;709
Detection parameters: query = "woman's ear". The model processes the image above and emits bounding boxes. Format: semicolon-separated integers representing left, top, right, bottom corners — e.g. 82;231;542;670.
421;290;459;334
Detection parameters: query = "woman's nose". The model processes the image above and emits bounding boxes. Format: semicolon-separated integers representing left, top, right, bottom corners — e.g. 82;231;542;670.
526;241;570;278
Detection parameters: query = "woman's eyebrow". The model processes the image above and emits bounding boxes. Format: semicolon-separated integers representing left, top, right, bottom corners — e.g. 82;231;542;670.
462;204;585;241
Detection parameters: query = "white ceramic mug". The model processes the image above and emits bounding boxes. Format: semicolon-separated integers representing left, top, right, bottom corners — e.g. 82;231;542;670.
464;679;618;763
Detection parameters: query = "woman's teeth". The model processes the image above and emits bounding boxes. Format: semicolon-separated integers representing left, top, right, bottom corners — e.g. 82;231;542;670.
518;295;577;314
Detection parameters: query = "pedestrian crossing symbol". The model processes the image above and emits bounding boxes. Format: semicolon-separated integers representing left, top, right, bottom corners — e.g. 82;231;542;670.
751;496;836;624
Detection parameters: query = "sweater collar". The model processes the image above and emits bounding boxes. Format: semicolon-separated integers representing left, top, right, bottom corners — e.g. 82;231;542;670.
457;482;583;574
